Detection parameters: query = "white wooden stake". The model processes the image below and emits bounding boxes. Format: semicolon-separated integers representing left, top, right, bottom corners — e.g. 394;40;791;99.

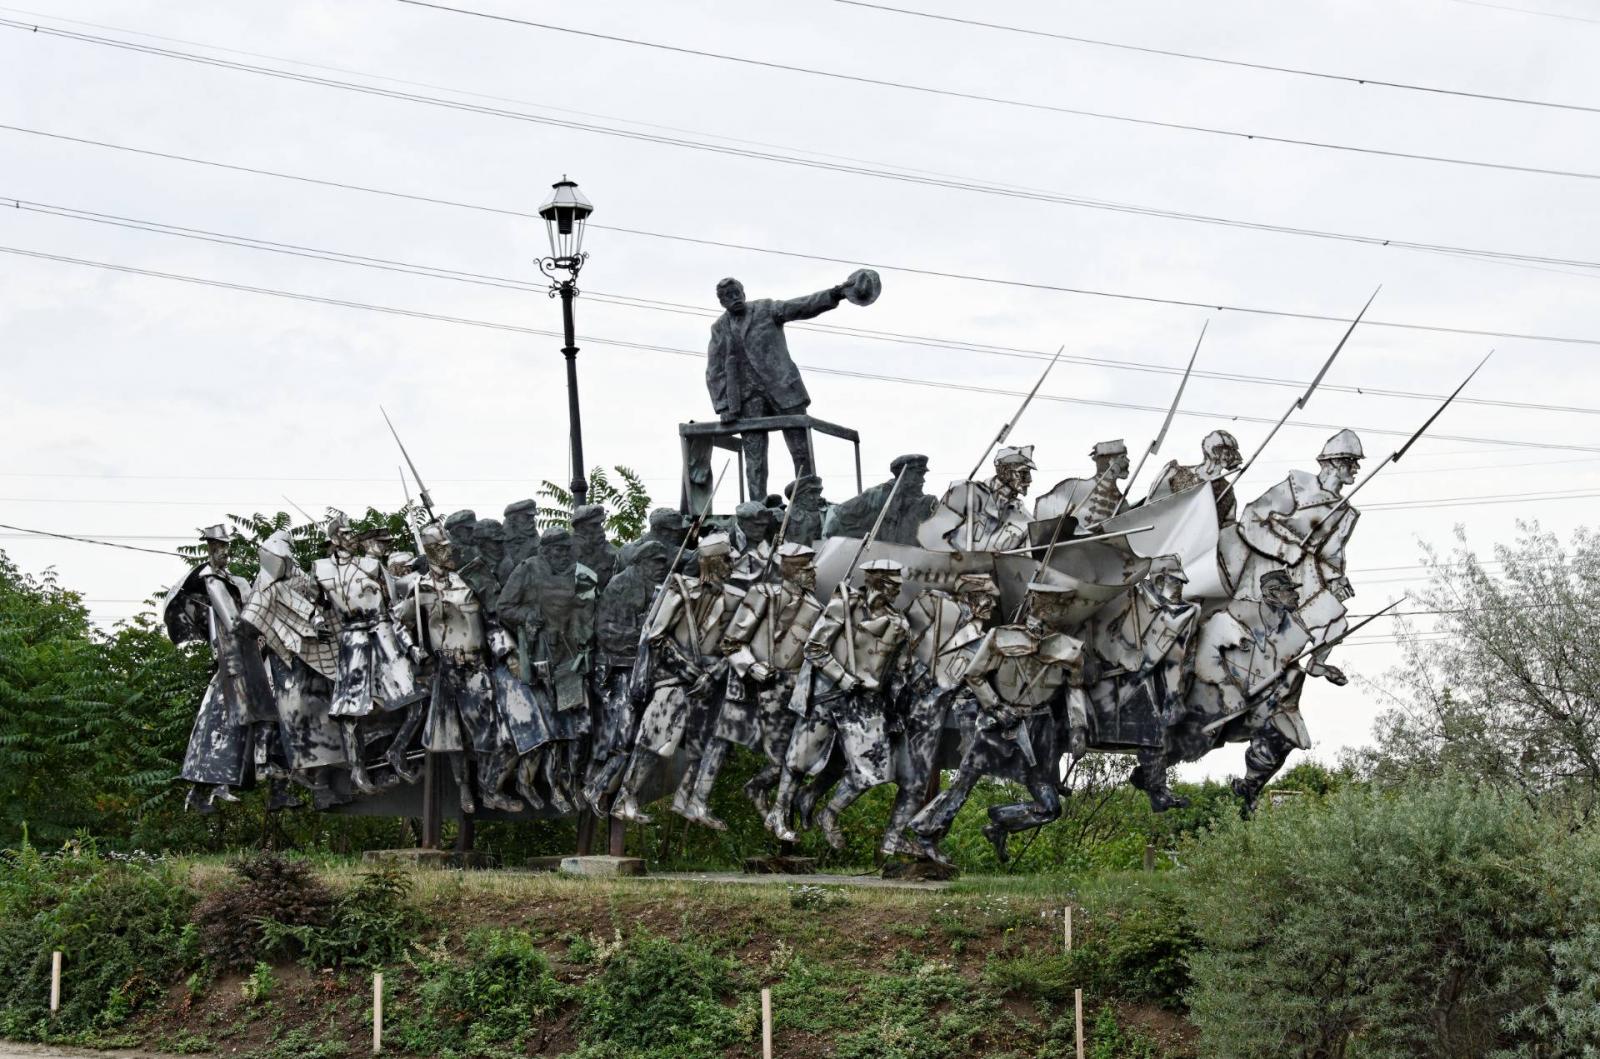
372;972;384;1054
1064;906;1073;953
761;986;773;1059
49;951;62;1015
1075;987;1085;1059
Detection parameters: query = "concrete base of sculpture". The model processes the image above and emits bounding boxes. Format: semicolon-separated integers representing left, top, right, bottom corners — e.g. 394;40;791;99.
559;854;646;878
881;858;960;882
742;854;818;875
362;848;489;870
525;855;566;872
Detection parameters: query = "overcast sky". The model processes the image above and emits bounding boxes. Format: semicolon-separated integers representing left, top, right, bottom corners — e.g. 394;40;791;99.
5;0;1600;781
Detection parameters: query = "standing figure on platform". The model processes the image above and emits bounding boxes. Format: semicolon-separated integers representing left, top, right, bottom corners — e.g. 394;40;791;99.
313;517;424;793
583;541;671;814
166;524;274;809
909;582;1088;865
688;542;825;824
1189;569;1346;814
882;573;997;859
921;445;1036;553
239;530;346;806
1146;429;1242;524
705;269;881;499
1035;440;1130;535
397;523;521;814
768;558;911;847
611;534;744;825
1087;556;1199;811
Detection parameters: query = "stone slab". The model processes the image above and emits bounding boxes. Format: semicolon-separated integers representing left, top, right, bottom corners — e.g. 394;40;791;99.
525;855;567;872
881;858;960;882
559;854;646;878
742;855;818;875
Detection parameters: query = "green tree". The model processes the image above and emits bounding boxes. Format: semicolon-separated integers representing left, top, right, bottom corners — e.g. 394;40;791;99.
538;465;654;544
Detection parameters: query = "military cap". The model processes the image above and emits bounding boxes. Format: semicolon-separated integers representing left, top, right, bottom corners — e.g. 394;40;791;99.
861;558;905;576
540;526;572;545
889;454;929;475
956;572;1001;595
1259;569;1297;592
258;529;294;561
734;500;768;519
697;532;732;558
198;523;230;543
503;498;539;517
777;542;816;561
647;507;685;532
995;444;1036;469
1318;429;1364;462
1147;555;1188;582
628;539;668;564
1202;429;1240;457
1090;439;1128;459
571;503;606;525
1025;580;1075;596
443;509;477;530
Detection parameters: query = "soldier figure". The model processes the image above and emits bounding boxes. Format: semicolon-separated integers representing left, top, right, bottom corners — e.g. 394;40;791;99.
782;474;827;547
611;533;744;825
1190;569;1347;814
313;516;425;793
619;508;690;571
920;445;1036;553
166;524;274;809
571;503;618;590
688;542;826;823
396;523;521;814
822;454;937;546
909;582;1089;865
706;271;879;499
498;499;542;584
768;558;911;847
582;540;671;814
880;573;997;858
1146;429;1243;524
1035;440;1131;535
729;500;778;588
1087;556;1199;811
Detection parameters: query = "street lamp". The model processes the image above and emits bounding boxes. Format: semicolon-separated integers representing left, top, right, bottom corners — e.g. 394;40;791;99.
537;176;595;506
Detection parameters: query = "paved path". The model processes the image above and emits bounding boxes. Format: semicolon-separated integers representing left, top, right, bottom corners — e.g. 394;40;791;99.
0;1046;183;1059
648;870;952;891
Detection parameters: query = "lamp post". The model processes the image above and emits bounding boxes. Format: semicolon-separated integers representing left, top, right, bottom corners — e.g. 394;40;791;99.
537;176;595;507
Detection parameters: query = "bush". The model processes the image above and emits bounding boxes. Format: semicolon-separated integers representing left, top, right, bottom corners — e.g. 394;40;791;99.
390;928;568;1057
576;934;741;1059
0;841;193;1038
192;852;334;969
1182;777;1566;1057
259;866;420;969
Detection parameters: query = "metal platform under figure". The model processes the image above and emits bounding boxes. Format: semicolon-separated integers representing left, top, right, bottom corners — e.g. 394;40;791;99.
680;413;862;511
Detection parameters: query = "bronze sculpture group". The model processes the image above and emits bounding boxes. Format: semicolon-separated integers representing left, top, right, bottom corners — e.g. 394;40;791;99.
164;269;1474;867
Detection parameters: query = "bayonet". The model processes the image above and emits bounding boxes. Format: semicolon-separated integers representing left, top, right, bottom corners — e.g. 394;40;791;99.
281;495;317;524
397;466;429;650
642;459;732;636
1220;286;1381;502
1295;352;1491;549
966;347;1061;481
381;405;435;517
1117;320;1207;513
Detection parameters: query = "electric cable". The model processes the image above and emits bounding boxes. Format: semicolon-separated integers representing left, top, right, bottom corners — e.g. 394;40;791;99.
12;123;1600;348
1442;0;1600;25
833;0;1600;116
16;194;1600;418
0;522;185;558
391;0;1600;183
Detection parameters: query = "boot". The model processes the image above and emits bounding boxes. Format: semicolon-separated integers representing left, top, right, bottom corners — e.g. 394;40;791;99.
611;790;652;824
982;822;1010;863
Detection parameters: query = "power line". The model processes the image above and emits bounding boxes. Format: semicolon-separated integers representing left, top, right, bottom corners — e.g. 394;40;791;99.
1442;0;1600;24
392;0;1600;183
8;17;1600;278
19;194;1600;418
12;242;1600;457
834;0;1600;116
12;124;1600;351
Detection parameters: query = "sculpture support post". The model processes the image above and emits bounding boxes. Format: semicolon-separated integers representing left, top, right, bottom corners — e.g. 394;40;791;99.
559;278;589;507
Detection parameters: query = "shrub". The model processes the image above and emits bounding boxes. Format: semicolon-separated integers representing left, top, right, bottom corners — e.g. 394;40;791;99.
192;852;334;969
576;934;741;1059
259;866;420;969
1182;777;1565;1057
391;928;569;1057
0;841;194;1037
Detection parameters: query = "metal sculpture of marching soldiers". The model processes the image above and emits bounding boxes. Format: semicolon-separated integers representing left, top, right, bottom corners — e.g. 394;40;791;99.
1190;568;1347;814
312;515;426;794
919;445;1038;554
395;522;523;814
880;573;997;859
1145;429;1243;524
1034;440;1132;536
610;533;745;826
1218;429;1364;669
238;530;348;806
767;557;912;847
705;269;882;500
822;454;937;547
165;524;276;809
581;540;671;815
909;581;1089;865
1086;555;1200;811
701;541;825;822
